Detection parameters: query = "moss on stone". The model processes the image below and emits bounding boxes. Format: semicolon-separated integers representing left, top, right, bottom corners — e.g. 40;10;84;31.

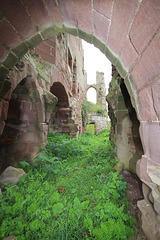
24;52;54;83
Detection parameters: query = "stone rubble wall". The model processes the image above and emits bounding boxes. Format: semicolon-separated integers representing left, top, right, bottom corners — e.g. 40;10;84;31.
87;113;108;135
106;67;144;173
0;34;86;172
107;67;160;239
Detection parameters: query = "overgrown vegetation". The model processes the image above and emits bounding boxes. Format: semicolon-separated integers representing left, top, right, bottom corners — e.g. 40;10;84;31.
0;130;135;239
82;99;106;126
86;124;95;134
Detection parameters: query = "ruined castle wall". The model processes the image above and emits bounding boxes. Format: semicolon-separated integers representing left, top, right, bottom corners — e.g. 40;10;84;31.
0;34;87;171
86;71;108;134
96;72;107;110
106;67;144;173
1;2;160;238
0;59;57;172
87;113;108;135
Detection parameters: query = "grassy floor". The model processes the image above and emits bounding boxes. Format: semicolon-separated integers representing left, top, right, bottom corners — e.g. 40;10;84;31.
0;130;135;239
86;124;95;134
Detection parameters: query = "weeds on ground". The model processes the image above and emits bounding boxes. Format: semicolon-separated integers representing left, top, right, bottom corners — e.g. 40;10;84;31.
0;129;135;239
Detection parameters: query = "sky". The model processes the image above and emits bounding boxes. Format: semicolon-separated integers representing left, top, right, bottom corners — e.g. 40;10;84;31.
82;40;112;103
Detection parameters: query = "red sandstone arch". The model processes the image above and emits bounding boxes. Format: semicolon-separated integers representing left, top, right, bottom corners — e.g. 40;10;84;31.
0;1;160;236
50;82;69;108
49;81;79;137
0;0;160;221
0;75;47;172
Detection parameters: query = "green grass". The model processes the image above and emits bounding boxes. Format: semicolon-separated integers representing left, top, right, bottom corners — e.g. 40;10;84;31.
86;124;95;134
81;99;106;126
0;130;135;239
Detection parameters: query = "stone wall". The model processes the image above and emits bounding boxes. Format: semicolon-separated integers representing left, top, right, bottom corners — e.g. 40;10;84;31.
87;114;108;135
106;67;144;173
0;60;57;172
96;72;107;109
45;34;87;137
107;67;160;239
0;34;87;172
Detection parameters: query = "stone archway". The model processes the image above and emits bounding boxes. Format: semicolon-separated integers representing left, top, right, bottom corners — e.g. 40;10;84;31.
0;61;57;172
0;2;160;238
51;82;69;108
49;82;79;137
0;76;46;172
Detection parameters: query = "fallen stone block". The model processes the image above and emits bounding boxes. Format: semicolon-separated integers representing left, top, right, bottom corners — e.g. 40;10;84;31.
137;199;160;240
0;166;27;186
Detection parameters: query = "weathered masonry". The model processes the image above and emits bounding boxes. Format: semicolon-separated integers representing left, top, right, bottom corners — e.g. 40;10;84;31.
0;33;87;172
0;1;160;239
107;66;144;174
87;71;108;134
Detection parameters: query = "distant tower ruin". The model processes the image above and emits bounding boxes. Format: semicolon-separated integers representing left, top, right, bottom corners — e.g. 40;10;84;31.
96;71;107;109
86;71;108;134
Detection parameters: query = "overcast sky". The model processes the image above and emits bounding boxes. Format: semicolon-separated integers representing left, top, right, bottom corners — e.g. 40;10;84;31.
82;40;112;103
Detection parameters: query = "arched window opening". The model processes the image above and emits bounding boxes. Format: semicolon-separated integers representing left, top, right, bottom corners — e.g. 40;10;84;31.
0;77;41;172
87;87;97;104
49;82;71;134
50;82;69;108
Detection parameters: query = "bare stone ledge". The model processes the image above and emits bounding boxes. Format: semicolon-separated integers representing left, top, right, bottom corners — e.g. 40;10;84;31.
137;199;160;240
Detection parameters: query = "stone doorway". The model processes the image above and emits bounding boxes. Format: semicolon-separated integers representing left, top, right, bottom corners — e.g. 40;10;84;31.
49;82;78;137
86;123;95;134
